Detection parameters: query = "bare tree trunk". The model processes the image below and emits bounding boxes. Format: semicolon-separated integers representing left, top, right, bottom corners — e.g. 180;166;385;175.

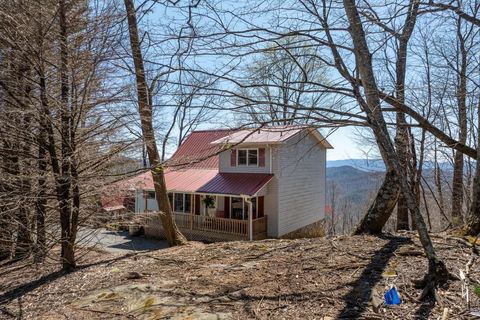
395;119;410;230
35;113;47;262
0;139;16;260
395;0;419;232
410;127;426;231
14;64;33;259
434;143;447;219
465;101;480;236
58;0;75;270
354;0;419;234
32;13;48;263
124;0;187;246
9;140;30;259
142;141;148;167
465;164;480;235
69;146;80;262
40;73;75;268
451;17;468;226
343;0;449;294
353;170;399;234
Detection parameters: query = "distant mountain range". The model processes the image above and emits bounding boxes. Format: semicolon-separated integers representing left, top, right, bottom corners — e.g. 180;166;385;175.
327;158;456;172
327;159;385;172
326;161;454;212
326;165;383;204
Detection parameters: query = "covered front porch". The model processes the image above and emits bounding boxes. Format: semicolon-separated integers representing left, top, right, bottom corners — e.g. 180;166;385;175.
142;194;268;241
172;210;267;241
168;192;268;240
139;172;273;241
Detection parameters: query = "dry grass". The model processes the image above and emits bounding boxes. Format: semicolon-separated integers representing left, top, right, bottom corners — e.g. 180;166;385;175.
0;233;479;319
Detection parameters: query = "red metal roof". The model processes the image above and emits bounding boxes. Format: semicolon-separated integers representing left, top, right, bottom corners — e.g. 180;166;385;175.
103;127;302;210
131;171;273;196
101;172;152;210
196;173;273;196
167;129;234;169
143;169;218;192
211;125;333;149
211;126;305;145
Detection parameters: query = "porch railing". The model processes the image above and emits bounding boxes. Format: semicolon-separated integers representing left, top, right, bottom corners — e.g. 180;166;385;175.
172;212;267;237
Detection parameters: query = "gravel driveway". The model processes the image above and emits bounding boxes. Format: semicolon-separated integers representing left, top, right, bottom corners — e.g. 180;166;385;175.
77;228;168;253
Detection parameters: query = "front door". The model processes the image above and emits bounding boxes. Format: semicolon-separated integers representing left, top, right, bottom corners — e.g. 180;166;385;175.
229;196;263;220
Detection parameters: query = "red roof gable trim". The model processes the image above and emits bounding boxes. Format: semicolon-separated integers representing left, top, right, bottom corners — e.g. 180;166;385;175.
211;125;333;149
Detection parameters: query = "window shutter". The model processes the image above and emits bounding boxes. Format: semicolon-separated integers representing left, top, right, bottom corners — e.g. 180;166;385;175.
258;148;265;167
194;195;201;215
230;149;236;166
224;196;230;219
258;196;264;218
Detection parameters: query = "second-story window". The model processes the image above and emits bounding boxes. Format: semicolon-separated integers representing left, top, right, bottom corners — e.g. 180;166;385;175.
237;148;258;166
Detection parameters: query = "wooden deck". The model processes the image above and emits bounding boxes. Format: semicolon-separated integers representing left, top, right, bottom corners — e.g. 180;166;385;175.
142;212;268;242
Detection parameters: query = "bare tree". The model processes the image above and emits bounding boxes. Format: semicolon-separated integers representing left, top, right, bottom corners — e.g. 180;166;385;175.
392;0;420;231
159;74;217;161
124;0;187;246
0;0;133;268
237;36;334;125
342;0;449;293
450;15;469;226
466;100;480;235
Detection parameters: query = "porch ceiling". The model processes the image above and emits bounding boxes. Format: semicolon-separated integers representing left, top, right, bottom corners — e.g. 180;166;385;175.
196;173;273;196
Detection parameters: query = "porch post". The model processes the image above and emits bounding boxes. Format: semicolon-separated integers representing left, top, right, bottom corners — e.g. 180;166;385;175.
248;198;253;241
241;195;253;241
190;194;194;230
144;190;148;212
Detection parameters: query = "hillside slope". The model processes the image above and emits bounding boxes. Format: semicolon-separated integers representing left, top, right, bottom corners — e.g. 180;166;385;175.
327;165;383;203
0;234;478;319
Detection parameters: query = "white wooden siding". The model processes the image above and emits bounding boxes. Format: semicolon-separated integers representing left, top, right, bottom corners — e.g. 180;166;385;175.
276;131;326;236
218;144;272;173
135;190;158;213
263;146;279;237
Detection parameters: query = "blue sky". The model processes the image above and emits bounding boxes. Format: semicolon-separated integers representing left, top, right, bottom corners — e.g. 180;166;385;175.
323;127;366;161
140;1;373;162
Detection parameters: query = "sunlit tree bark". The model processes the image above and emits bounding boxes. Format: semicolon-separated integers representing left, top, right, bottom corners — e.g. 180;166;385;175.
124;0;187;246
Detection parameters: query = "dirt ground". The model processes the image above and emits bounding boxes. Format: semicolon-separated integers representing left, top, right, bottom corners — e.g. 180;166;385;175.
0;233;479;319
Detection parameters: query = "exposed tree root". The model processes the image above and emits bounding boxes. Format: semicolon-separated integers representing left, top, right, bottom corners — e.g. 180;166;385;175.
414;259;456;302
352;170;399;236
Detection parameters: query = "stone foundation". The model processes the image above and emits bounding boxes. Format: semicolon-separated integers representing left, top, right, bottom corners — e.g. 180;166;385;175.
280;219;326;239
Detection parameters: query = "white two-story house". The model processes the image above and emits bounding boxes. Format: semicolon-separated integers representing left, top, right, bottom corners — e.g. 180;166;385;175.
131;125;332;241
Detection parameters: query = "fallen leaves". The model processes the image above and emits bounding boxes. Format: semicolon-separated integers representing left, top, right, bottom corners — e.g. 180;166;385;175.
1;234;479;319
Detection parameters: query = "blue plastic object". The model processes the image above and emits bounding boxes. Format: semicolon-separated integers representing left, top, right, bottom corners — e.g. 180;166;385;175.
384;287;401;305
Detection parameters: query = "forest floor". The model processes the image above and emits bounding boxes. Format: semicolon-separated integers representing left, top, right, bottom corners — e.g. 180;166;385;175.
0;233;479;319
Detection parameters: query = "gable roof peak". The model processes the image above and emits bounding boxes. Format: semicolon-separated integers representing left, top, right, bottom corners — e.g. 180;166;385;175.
210;124;333;148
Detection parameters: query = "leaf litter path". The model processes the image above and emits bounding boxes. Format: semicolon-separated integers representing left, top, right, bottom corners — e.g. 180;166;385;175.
0;234;479;319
